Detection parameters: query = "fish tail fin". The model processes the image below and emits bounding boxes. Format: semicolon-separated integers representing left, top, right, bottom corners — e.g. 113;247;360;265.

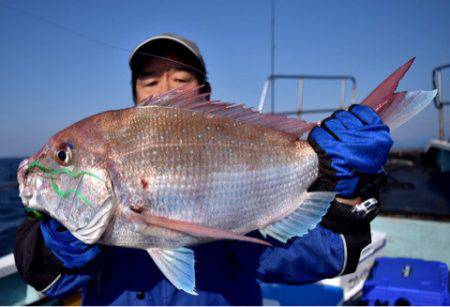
372;90;437;131
360;57;437;131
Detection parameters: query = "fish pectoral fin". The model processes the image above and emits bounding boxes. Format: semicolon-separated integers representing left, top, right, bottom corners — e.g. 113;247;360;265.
259;192;336;243
131;210;271;247
147;247;197;295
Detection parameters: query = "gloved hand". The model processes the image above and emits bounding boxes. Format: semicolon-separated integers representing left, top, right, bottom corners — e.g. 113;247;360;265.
308;104;392;197
308;105;392;232
40;218;100;270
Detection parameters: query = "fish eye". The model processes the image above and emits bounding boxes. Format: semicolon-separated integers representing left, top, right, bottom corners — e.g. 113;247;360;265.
57;150;67;162
54;143;72;165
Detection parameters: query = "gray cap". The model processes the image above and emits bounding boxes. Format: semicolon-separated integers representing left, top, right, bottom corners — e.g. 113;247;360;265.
129;33;207;76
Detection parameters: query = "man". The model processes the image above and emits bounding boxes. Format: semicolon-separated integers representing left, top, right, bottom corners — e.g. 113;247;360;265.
14;33;391;305
130;34;210;103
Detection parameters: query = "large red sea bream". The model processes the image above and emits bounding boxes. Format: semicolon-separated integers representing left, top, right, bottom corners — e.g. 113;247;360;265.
17;59;436;294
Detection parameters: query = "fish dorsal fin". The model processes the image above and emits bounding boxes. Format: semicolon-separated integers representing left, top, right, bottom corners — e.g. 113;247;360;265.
139;86;316;137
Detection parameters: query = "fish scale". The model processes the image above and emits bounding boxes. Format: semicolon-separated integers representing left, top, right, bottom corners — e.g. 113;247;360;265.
96;106;319;249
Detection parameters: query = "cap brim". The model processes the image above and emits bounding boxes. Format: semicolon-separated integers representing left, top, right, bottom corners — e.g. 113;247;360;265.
129;35;200;67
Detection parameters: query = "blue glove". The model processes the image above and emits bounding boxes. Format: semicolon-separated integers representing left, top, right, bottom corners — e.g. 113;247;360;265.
308;105;393;198
40;218;100;270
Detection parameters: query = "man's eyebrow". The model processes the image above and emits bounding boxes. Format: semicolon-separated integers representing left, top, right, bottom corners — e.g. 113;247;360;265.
171;64;192;72
138;71;156;79
138;66;192;79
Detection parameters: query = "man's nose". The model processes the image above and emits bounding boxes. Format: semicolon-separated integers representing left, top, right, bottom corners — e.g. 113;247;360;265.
154;74;172;95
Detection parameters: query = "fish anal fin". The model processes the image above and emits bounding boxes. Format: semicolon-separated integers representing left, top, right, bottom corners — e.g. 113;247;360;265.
138;86;315;137
259;192;335;243
147;247;197;295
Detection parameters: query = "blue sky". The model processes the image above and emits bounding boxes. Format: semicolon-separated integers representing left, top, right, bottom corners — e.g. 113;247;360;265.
1;0;449;157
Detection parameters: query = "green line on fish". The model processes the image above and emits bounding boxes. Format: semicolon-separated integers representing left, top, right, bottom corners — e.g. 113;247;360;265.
50;176;94;207
25;207;44;220
27;160;102;207
28;160;104;182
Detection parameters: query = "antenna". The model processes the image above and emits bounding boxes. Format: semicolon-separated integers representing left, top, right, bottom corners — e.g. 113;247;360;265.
270;0;276;114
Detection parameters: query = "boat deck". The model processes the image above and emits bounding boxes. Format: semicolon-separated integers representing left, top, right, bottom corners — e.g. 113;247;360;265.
372;216;450;266
375;151;450;265
380;151;450;219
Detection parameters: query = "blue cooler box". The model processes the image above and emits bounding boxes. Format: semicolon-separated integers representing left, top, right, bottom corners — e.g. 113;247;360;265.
362;257;449;305
260;282;343;306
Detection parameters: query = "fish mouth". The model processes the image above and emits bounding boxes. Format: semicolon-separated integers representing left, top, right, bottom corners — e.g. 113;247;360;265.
18;158;31;204
17;158;46;212
18;178;44;211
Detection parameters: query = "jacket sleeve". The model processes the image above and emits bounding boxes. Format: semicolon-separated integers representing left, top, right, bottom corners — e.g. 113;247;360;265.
228;223;370;285
13;218;99;298
257;223;371;284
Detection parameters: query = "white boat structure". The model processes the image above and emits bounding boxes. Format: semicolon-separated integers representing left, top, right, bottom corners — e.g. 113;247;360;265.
0;253;42;305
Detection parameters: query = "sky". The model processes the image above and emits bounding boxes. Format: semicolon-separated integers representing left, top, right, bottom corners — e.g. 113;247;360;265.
0;0;450;157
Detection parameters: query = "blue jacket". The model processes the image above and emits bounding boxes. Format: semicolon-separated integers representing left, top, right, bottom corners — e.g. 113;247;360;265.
43;226;348;305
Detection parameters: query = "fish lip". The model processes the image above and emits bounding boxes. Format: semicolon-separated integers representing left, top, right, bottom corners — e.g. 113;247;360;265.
17;159;46;209
17;158;29;185
18;158;29;173
18;179;35;207
17;158;31;205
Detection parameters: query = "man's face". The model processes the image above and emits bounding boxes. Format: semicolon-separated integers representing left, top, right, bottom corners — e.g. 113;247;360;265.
135;54;200;104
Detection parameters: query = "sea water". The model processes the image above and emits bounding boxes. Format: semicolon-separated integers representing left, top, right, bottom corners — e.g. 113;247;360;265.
0;158;25;257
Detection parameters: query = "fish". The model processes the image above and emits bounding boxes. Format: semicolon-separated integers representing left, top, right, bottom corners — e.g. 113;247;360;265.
17;58;436;294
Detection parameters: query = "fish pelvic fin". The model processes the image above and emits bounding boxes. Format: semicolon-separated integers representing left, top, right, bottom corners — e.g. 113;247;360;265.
360;58;437;131
259;191;335;243
138;85;315;138
124;207;271;247
147;247;197;295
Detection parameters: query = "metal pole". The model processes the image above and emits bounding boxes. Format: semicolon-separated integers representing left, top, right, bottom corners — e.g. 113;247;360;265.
437;71;445;140
339;79;345;108
270;0;275;114
258;79;270;112
439;108;444;141
297;79;304;118
350;82;356;104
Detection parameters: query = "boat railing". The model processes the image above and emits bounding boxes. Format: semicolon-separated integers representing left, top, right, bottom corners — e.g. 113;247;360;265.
258;74;357;116
432;64;450;140
0;253;17;279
